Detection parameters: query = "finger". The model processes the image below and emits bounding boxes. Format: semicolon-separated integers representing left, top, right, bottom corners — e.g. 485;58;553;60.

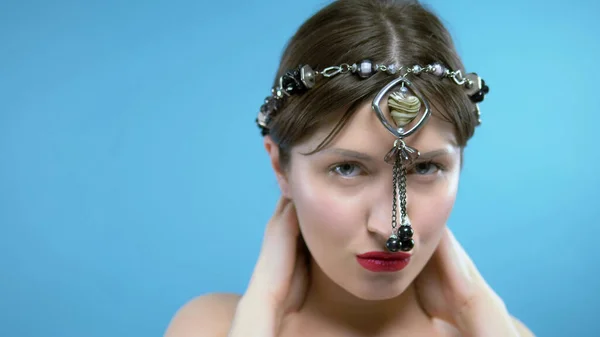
253;199;299;275
273;195;290;215
268;196;291;228
439;231;508;333
264;200;299;248
445;228;482;281
247;199;300;304
433;228;487;301
425;229;469;294
283;236;310;313
262;197;291;237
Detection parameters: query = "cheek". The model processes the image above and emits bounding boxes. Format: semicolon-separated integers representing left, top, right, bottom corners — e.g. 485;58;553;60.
288;171;366;251
408;173;459;240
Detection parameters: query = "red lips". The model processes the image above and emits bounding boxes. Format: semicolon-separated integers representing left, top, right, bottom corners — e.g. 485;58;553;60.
356;251;411;272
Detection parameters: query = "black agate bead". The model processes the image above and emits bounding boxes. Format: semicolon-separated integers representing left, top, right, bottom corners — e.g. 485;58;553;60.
281;66;308;95
398;225;414;240
386;236;401;252
400;239;414;251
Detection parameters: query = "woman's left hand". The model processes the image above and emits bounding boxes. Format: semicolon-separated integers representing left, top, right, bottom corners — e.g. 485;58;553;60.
414;227;533;337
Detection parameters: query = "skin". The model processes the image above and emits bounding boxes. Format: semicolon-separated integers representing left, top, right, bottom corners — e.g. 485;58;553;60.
274;102;461;335
286;102;460;300
164;99;536;337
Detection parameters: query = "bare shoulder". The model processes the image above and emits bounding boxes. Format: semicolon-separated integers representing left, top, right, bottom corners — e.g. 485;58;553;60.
512;316;536;337
433;316;535;337
164;293;242;337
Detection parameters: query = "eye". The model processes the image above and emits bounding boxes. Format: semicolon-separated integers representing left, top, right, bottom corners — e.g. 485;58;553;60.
410;161;443;175
331;162;364;178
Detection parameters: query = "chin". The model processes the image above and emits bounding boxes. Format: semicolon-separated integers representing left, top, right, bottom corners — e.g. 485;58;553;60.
365;280;413;301
335;268;416;301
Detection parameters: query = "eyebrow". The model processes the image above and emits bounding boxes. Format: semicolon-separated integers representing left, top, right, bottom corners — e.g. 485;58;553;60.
416;148;453;161
319;148;375;162
320;147;452;162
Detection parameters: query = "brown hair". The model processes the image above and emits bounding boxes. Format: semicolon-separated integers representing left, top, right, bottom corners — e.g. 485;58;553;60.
264;0;479;165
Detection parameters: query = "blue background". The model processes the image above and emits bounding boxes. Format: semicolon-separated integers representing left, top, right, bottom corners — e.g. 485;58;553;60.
1;0;598;336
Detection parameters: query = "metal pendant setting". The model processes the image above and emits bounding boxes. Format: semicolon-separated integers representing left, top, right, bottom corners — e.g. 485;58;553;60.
371;77;431;139
373;77;427;254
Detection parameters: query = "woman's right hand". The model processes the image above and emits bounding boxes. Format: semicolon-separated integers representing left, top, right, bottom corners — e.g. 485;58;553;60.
227;197;310;337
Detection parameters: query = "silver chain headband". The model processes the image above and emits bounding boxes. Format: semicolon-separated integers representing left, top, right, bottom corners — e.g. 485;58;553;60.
256;59;489;253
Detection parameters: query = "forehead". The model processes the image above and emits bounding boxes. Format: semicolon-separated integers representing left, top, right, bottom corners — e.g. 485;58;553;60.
295;100;458;156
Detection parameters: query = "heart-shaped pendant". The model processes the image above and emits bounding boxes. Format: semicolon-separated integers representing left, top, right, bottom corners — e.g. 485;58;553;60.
388;89;421;128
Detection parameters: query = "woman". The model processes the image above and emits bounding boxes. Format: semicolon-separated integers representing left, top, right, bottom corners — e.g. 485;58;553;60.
166;0;535;336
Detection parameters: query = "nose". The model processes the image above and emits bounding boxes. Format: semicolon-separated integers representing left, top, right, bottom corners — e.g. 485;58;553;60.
366;178;411;240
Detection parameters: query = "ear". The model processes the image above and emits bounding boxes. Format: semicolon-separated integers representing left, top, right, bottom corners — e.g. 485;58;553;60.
263;136;291;198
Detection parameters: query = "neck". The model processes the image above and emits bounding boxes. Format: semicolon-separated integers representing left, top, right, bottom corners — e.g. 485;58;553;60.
298;256;431;335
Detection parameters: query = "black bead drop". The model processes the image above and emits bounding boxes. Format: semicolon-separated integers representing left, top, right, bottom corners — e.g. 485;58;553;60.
400;239;414;252
398;225;414;240
386;236;401;252
470;91;484;103
482;80;489;94
469;80;489;104
281;66;308;95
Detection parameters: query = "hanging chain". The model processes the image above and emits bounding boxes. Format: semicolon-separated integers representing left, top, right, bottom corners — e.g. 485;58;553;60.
399;157;407;222
387;138;415;252
391;140;409;233
391;151;399;233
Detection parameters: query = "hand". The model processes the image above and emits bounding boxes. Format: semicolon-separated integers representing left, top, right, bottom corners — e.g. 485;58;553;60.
229;197;310;337
414;227;521;336
247;196;310;313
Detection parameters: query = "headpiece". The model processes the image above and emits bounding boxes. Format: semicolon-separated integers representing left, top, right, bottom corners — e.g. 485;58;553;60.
256;60;489;253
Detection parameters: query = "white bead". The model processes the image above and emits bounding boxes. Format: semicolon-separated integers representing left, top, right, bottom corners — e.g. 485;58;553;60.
432;63;444;77
358;60;373;78
387;64;398;74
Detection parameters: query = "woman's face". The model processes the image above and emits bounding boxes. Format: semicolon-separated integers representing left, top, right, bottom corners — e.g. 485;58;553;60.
280;101;462;300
